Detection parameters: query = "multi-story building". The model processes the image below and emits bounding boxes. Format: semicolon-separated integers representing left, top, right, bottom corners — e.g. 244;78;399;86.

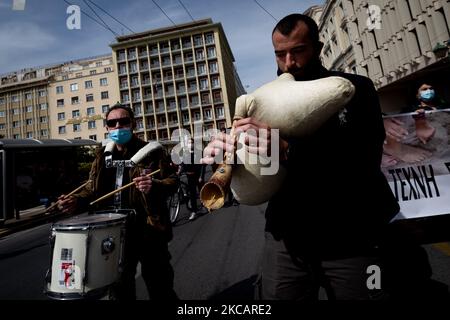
0;54;119;141
0;70;51;139
48;54;119;141
307;0;450;112
110;19;245;142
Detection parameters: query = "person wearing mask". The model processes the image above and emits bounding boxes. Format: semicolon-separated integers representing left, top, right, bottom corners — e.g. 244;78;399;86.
54;103;178;300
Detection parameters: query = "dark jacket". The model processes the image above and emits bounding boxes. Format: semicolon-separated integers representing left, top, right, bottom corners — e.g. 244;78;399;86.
266;66;400;257
75;136;177;241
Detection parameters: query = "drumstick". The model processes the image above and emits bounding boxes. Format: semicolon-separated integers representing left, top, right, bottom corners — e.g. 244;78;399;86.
46;180;92;212
89;169;160;206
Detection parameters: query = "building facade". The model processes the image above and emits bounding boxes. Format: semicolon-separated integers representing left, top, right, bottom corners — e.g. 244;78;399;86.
0;70;51;139
308;0;450;112
110;19;245;143
0;55;119;141
48;55;119;141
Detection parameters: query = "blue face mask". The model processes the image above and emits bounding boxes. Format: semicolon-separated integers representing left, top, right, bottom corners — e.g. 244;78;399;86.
420;89;435;102
109;128;132;144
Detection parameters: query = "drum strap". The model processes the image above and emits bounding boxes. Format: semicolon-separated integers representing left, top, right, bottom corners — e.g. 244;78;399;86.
105;155;134;208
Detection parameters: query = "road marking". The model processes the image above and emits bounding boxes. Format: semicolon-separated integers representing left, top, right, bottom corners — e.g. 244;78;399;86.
432;242;450;256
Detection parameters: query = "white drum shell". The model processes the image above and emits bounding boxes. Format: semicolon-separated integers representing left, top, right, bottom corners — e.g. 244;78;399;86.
47;214;126;298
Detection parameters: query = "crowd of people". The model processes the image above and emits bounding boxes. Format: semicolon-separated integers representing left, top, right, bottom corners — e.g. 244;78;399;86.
49;13;448;301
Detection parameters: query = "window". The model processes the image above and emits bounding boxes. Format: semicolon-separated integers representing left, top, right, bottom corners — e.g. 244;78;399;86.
100;78;108;86
216;107;224;117
25;93;32;100
13;108;20;115
190;95;199;106
40;129;48;136
26;119;33;125
70;83;78;91
26;106;32;113
196;49;205;60
101;91;109;99
85;80;93;89
72;110;80;118
71;96;79;104
205;33;214;44
38;90;46;97
87;107;95;116
0;111;5;117
58;126;66;134
57;99;64;107
134;105;142;116
193;35;203;46
0;97;4;104
129;62;137;73
56;86;64;94
104;67;112;72
11;95;19;102
207;47;216;58
86;94;94;102
26;132;33;138
0;123;5;129
40;116;47;123
209;61;218;73
89;134;97;140
90;70;97;75
197;63;206;75
73;123;81;132
62;75;68;80
204;109;212;119
211;77;220;88
13;121;20;128
58;112;65;120
13;134;20;139
96;61;102;67
200;78;209;90
201;93;210;104
213;91;222;102
102;104;109;113
88;120;96;129
39;103;48;110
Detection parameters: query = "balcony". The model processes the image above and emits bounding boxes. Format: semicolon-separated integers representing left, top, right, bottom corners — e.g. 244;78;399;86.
143;94;152;101
120;83;129;90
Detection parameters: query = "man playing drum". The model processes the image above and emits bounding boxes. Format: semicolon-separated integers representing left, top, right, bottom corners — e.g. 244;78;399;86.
54;103;178;300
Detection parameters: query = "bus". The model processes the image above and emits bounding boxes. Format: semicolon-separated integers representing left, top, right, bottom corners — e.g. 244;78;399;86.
0;139;99;225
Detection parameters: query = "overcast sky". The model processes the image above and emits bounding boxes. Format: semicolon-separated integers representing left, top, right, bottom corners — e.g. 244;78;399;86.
0;0;322;92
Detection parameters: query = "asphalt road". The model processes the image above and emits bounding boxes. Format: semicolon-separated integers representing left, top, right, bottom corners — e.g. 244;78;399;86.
0;201;449;300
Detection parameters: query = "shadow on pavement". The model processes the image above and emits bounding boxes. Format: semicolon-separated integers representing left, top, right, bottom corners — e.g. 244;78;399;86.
208;274;258;300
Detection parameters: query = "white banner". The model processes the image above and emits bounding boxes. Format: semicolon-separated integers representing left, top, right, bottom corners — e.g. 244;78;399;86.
381;109;450;221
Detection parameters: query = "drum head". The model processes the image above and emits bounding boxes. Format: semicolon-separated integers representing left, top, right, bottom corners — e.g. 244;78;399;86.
52;213;127;231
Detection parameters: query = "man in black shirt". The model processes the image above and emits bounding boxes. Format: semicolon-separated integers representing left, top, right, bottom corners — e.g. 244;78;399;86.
202;14;402;300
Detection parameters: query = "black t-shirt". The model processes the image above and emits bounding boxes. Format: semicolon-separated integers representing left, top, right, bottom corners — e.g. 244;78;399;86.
265;67;400;256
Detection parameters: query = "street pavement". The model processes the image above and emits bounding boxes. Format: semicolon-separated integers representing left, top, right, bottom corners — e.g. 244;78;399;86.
0;200;449;300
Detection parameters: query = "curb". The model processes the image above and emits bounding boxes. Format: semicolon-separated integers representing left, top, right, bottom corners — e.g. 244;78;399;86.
0;212;68;238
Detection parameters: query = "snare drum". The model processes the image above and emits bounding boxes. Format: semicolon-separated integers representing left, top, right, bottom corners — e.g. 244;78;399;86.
45;213;126;300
